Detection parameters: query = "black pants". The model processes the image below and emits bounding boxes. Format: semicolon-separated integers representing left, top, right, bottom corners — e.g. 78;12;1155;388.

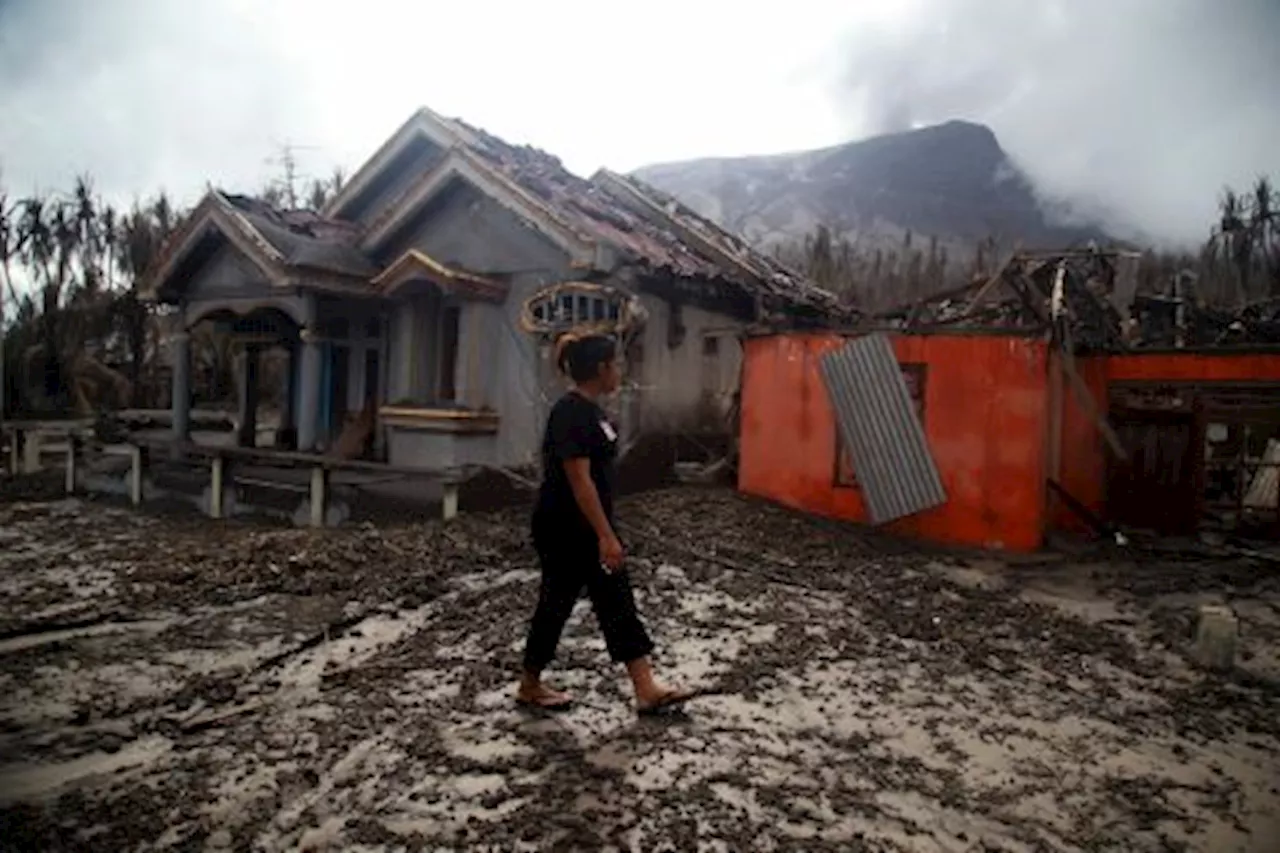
522;528;655;672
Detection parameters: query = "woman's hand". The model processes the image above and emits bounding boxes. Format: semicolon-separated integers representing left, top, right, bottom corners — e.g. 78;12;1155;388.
599;532;625;572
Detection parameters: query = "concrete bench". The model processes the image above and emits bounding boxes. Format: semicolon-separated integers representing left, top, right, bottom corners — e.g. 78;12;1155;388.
115;439;463;527
3;421;95;477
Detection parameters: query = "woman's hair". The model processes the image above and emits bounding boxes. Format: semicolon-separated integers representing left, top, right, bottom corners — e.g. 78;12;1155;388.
554;332;617;383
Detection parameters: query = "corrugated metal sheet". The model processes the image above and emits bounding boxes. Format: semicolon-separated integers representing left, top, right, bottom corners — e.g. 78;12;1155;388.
819;334;947;524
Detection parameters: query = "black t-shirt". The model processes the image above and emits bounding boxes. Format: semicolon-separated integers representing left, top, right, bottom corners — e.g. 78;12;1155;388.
533;391;618;538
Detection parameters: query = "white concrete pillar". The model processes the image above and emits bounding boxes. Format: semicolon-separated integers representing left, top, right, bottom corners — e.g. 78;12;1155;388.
129;446;143;506
442;482;459;522
23;429;42;474
297;330;323;452
172;331;192;442
64;436;77;494
309;465;328;528
210;456;225;519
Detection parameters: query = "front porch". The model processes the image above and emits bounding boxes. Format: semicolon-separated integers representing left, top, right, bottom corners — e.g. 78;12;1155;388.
169;302;385;459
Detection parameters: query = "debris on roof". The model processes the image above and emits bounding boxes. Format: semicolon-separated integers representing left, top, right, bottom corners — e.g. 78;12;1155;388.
220;195;377;279
150;108;850;325
1129;290;1280;349
874;248;1136;351
876;247;1280;351
445;117;852;323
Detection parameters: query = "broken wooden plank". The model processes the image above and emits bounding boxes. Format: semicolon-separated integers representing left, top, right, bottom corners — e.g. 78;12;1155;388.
1047;479;1114;539
1057;334;1127;460
960;251;1019;319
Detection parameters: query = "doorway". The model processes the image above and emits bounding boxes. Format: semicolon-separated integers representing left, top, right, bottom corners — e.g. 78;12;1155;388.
1106;407;1201;535
364;348;380;409
329;345;350;438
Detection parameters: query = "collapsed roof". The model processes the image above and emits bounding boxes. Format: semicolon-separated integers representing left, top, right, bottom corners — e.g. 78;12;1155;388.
428;115;847;318
218;195;376;279
876;248;1280;351
875;249;1135;350
143;107;849;327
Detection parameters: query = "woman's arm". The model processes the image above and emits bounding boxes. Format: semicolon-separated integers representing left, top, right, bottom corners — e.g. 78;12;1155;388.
564;458;624;569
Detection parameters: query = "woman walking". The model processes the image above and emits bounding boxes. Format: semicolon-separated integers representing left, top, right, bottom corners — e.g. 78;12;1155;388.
517;333;692;715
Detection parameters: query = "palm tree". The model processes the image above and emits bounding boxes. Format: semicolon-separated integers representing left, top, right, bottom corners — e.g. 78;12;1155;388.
0;180;17;426
116;197;169;405
1251;176;1279;296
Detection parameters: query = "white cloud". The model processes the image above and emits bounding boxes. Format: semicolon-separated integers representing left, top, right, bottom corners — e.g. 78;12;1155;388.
823;0;1280;244
0;0;1274;246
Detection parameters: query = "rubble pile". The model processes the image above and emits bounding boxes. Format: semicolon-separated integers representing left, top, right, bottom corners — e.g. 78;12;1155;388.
1130;292;1280;348
875;249;1129;346
877;248;1280;351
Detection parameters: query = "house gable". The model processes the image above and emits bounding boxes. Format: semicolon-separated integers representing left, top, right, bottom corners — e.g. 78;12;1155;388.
324;108;461;225
375;177;574;278
143;193;291;303
361;149;598;267
325;108;601;269
373;248;507;302
182;239;276;301
328;132;446;227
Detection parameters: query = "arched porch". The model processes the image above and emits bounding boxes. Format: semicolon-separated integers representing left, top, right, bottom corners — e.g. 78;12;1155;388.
173;296;385;456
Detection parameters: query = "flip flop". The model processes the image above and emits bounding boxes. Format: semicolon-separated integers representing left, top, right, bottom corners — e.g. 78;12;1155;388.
636;688;696;717
515;693;574;712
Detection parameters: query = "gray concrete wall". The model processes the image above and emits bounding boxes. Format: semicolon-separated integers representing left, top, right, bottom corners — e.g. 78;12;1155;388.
385;427;499;471
378;180;571;276
629;294;745;435
185;243;272;301
376;179;749;470
345;137;446;228
380;181;578;470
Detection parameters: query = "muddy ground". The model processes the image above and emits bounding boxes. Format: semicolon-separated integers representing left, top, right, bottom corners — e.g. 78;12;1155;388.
0;478;1278;852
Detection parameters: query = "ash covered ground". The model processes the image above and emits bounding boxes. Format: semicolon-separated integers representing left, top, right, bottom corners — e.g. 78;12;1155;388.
0;478;1278;852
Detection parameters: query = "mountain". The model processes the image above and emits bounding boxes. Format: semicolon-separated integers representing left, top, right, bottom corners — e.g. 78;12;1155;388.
632;121;1110;256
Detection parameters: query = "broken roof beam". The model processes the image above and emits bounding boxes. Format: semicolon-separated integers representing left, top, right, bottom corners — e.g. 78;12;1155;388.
1014;248;1144;262
592;170;775;290
958;250;1020;320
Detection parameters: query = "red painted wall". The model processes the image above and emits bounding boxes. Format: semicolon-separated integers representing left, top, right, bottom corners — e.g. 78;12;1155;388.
1107;352;1280;383
739;334;1049;552
1051;354;1109;532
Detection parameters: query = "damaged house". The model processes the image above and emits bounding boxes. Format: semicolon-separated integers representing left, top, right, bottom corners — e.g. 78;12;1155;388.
143;108;847;477
740;250;1280;551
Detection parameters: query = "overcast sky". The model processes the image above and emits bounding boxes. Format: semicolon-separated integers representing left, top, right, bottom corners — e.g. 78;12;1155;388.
1;0;1276;246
